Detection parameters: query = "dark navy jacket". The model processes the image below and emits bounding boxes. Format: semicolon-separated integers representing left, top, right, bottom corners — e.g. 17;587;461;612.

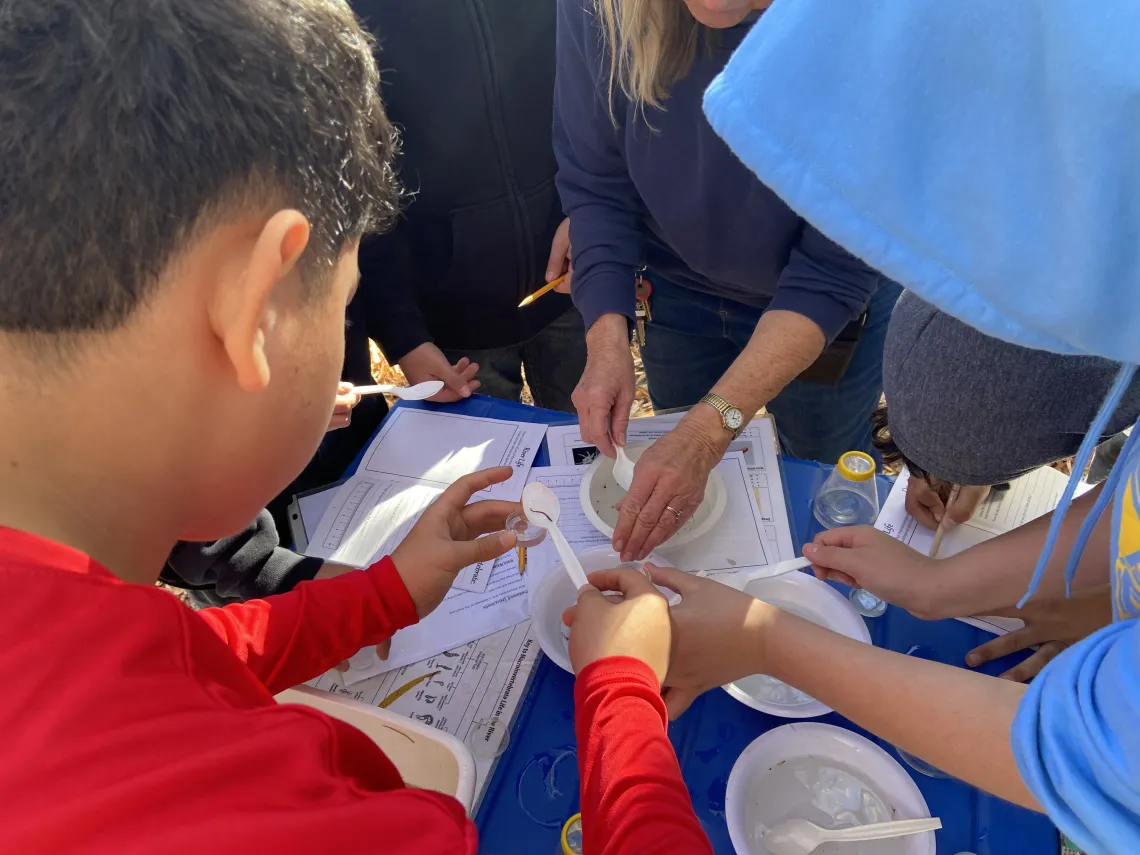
554;0;880;338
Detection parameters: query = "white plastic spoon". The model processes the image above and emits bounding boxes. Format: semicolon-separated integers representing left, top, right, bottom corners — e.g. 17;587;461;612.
613;442;636;491
350;380;445;400
763;816;942;855
725;556;814;591
522;482;591;591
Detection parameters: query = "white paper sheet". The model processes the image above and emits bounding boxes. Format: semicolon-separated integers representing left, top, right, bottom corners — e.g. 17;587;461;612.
358;408;546;501
874;467;1072;635
543;413;796;565
305;473;442;568
521;452;770;579
306;621;539;810
340;549;530;684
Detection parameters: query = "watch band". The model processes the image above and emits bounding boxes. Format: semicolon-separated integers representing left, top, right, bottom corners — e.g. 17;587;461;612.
700;393;745;438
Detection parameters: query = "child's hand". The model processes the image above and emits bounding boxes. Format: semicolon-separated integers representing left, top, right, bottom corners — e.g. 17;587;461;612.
391;467;518;618
562;568;672;684
643;565;774;718
803;526;941;618
906;479;990;530
328;382;360;431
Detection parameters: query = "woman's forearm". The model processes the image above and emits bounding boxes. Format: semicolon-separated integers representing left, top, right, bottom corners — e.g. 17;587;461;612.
928;484;1111;619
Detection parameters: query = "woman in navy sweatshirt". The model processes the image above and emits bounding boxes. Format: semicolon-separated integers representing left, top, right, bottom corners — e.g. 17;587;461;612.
555;0;901;562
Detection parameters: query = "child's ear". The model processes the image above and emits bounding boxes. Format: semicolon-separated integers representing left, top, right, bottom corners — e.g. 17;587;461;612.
212;210;310;391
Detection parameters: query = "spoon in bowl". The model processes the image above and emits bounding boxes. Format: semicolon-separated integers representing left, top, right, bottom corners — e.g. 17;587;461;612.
350;380;446;400
521;482;590;591
763;816;942;855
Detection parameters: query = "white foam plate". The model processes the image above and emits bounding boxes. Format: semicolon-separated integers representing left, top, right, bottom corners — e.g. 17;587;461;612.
723;572;871;718
530;546;675;673
579;442;727;549
726;723;935;855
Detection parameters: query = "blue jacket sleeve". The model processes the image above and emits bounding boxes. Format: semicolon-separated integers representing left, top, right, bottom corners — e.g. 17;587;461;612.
553;0;644;332
769;224;881;341
1011;619;1140;855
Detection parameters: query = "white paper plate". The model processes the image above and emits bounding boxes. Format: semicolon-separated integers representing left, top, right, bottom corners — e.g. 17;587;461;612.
726;723;935;855
530;546;674;673
579;442;727;549
723;572;871;718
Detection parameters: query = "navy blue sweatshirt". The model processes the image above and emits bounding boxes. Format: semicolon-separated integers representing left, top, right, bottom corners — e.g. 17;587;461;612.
554;0;880;339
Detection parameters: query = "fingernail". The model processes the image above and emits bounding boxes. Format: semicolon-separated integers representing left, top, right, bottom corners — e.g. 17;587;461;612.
614;540;624;553
379;650;389;661
933;511;943;523
965;654;979;667
803;544;816;556
546;270;556;281
621;552;632;562
460;385;471;397
500;531;516;549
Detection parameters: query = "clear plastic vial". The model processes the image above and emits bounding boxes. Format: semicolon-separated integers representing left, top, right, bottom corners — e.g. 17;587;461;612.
813;452;886;617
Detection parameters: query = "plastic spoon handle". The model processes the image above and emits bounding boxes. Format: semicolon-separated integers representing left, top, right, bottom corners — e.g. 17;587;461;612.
546;524;591;591
821;818;942;843
738;556;813;586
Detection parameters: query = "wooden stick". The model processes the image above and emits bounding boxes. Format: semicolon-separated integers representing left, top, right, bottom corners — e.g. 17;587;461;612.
929;484;961;558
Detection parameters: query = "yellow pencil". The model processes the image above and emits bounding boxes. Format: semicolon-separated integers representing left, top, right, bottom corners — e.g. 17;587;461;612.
518;273;567;308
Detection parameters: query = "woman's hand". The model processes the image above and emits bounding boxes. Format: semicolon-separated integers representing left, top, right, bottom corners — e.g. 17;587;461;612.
562;567;672;683
545;218;573;293
613;418;724;561
397;343;481;402
391;467;519;617
964;585;1113;681
572;313;636;459
804;526;946;619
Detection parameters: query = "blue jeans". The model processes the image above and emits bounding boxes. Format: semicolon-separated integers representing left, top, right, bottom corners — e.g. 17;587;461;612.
640;278;903;464
444;308;587;414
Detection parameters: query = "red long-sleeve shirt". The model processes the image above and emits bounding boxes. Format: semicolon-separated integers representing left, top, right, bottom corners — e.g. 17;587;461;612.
0;526;711;854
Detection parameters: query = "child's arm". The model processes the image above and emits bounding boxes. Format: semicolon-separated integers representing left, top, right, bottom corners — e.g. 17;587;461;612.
196;468;519;694
575;658;714;855
567;575;715;854
805;483;1111;621
196;554;419;693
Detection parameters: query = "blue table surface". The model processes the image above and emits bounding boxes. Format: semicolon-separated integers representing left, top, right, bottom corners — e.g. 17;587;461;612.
369;397;1055;855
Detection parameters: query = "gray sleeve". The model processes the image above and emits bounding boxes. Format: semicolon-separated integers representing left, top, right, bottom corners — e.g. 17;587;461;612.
162;510;323;603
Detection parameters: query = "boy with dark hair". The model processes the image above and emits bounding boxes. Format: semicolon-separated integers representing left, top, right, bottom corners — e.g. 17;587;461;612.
0;1;710;852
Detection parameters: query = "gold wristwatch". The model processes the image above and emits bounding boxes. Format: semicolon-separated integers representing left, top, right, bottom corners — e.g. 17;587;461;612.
700;393;746;438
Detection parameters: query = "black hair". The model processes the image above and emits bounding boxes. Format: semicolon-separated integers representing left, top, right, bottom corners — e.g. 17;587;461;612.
0;0;400;334
870;402;947;495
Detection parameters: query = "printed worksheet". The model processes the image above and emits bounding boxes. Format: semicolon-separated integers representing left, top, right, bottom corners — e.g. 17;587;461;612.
544;413;796;565
359;408;546;501
341;550;530;683
521;453;770;580
307;622;539;810
875;467;1071;635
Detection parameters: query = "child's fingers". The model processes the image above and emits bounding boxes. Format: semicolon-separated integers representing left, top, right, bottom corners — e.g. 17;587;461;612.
436;467;514;510
802;541;867;577
453;530;516;568
460;500;521;537
965;625;1041;667
645;564;701;596
998;641;1064;682
586;567;659;599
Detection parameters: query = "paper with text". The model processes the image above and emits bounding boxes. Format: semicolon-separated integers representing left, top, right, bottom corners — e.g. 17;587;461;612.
359;408;545;501
521;453;770;579
875;467;1071;635
544;413;795;565
307;622;538;810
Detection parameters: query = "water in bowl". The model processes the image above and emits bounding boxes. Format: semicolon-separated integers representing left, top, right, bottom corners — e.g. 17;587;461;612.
746;757;902;855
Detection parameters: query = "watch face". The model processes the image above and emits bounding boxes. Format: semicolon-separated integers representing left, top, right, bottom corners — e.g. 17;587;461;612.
725;408;745;431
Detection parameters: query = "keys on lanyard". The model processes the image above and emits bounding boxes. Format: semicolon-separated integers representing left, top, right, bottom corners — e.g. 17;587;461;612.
634;268;652;347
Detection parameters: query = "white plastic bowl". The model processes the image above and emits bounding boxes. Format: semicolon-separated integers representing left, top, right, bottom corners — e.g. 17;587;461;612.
723;572;871;718
579;442;727;550
530;546;674;673
726;723;935;855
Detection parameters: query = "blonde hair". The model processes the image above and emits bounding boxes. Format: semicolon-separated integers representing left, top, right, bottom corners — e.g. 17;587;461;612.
594;0;702;118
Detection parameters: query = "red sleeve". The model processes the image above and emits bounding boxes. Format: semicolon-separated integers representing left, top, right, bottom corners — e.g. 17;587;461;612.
196;556;418;694
575;657;714;855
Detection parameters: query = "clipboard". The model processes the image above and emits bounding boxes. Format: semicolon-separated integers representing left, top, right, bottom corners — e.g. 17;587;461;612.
286;480;344;552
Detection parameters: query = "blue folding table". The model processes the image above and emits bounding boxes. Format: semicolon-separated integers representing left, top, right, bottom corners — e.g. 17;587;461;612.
353;396;1056;855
